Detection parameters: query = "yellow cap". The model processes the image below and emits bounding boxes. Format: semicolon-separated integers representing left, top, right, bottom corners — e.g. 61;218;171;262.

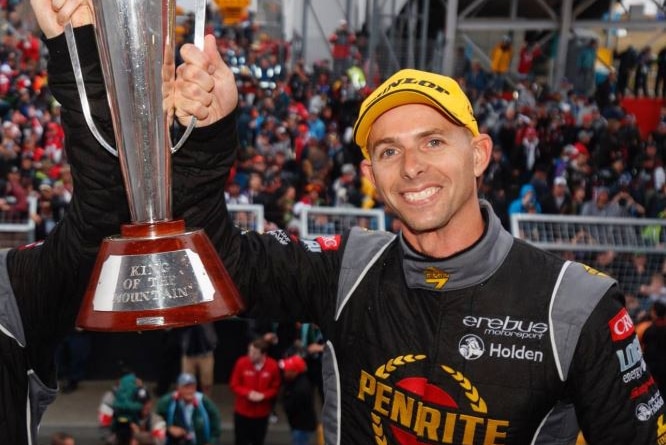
353;69;479;159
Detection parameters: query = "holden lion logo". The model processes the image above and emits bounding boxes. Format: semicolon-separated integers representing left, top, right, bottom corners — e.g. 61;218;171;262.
459;334;485;360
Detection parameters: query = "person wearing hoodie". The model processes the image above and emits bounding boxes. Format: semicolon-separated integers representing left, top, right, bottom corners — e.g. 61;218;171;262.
508;183;542;215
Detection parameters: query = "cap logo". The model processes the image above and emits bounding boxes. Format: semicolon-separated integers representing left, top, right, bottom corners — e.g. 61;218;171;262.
374;77;450;101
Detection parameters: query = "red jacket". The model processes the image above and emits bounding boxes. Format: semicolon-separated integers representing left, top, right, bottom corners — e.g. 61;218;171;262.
229;355;281;418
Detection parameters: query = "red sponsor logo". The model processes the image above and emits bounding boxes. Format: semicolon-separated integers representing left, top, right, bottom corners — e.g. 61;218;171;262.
316;235;341;251
17;240;43;250
631;376;655;399
609;308;635;342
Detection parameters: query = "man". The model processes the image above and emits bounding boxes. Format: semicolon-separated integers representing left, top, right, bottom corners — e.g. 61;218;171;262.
642;300;666;395
167;58;664;441
155;373;222;445
229;338;281;445
279;354;318;445
62;15;666;445
1;1;235;443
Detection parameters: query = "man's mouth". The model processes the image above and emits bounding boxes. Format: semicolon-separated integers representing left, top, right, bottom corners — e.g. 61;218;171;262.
403;187;439;202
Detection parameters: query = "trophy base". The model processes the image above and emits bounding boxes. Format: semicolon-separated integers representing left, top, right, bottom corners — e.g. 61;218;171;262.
76;220;245;331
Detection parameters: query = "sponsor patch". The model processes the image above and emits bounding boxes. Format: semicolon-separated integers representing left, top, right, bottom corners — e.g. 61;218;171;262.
316;235;341;251
636;392;664;422
609;308;635;342
458;334;543;363
267;230;291;246
617;338;643;372
18;240;44;250
631;376;656;399
459;334;485;360
462;315;548;340
357;355;511;445
424;266;449;289
623;359;648;384
301;239;322;253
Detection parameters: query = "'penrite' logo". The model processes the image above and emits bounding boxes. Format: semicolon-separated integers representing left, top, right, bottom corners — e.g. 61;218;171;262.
357;355;510;444
424;266;450;289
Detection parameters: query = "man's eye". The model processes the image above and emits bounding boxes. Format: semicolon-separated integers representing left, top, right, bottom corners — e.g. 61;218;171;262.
379;147;397;158
427;139;443;148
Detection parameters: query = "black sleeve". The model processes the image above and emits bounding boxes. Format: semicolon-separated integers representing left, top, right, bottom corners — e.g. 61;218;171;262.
7;25;130;382
569;287;665;444
171;111;342;326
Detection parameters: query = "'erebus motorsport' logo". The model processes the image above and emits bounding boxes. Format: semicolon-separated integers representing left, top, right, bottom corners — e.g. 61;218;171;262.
462;315;548;340
356;354;510;444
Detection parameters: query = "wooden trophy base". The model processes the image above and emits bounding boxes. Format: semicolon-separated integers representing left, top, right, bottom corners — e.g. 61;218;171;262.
76;220;245;331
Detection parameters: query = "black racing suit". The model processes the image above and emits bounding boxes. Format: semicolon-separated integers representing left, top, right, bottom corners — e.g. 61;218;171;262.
59;29;666;445
200;201;665;444
0;26;233;444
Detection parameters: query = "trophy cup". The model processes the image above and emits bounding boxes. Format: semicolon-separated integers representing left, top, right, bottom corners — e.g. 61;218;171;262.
65;0;245;331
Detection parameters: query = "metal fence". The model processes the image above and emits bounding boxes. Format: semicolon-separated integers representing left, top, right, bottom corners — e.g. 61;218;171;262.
0;197;38;248
228;203;265;233
228;203;386;238
510;213;666;318
510;213;666;254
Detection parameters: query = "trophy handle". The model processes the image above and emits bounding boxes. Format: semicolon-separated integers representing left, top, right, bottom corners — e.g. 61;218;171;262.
64;0;206;157
64;22;118;158
170;0;206;154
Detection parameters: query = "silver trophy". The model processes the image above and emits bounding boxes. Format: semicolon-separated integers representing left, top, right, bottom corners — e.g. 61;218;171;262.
66;0;244;331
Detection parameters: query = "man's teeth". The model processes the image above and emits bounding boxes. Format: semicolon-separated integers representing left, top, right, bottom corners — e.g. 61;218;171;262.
404;187;437;201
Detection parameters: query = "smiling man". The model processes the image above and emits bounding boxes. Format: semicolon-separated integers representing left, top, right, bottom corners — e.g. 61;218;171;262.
180;66;663;444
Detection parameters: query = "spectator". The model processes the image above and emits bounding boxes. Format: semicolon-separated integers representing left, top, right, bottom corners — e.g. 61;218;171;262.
229;338;281;445
328;20;356;80
615;45;637;98
55;329;91;394
331;163;361;207
575;39;597;96
642;299;666;395
464;59;489;102
640;272;666;306
541;176;573;215
179;323;218;396
489;35;513;91
278;355;318;445
101;372;165;445
656;46;666;99
517;40;542;81
633;46;652;98
580;186;624;217
156;373;221;445
508;183;542;215
511;126;541;183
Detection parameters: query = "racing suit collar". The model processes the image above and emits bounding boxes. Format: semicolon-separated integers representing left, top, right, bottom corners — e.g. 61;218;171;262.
399;199;514;291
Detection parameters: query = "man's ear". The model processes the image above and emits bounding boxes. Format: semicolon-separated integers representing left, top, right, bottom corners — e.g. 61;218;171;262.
472;134;493;178
360;159;375;186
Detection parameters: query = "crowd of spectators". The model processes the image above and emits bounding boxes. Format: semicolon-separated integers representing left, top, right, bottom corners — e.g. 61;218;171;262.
3;3;666;319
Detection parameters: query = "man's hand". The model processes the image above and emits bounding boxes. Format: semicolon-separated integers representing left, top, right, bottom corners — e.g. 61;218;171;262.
30;0;93;39
248;390;265;402
175;34;238;127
